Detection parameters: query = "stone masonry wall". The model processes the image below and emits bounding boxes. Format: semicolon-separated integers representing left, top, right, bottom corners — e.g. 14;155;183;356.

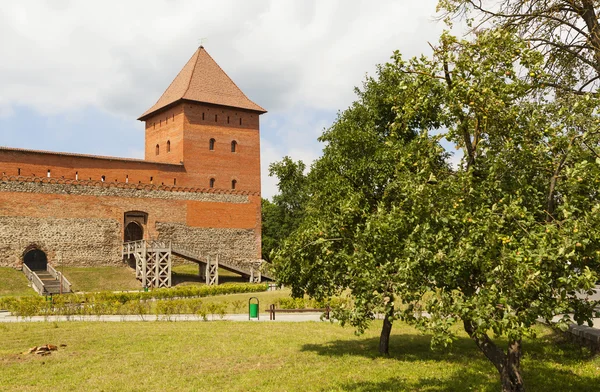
0;178;260;269
0;180;251;203
0;216;121;268
156;222;259;270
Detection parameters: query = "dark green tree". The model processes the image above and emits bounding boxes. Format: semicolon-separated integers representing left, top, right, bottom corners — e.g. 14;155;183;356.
275;28;600;391
274;54;448;355
261;157;308;261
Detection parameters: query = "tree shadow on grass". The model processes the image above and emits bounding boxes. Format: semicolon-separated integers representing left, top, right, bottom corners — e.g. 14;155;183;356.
171;271;247;286
301;332;600;392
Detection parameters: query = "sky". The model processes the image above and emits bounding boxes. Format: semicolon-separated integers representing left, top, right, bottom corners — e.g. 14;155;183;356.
0;0;450;198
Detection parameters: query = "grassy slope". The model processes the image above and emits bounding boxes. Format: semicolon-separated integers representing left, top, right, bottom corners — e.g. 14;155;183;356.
0;268;34;297
0;321;598;391
62;263;245;293
0;262;253;296
60;266;141;292
172;263;247;285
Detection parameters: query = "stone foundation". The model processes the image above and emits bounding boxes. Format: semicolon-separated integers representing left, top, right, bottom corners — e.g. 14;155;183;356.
0;216;121;268
157;223;259;270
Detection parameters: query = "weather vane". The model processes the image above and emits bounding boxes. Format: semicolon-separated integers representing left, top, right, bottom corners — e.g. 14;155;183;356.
199;37;208;47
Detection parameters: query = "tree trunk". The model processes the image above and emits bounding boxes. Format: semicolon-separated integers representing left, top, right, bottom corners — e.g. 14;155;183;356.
463;320;524;392
501;339;524;392
379;306;394;355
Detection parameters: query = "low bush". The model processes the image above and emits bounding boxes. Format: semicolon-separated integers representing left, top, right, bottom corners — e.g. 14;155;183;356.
0;283;268;316
274;296;350;310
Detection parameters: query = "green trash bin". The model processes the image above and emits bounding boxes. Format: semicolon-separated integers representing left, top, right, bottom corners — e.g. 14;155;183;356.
249;297;259;320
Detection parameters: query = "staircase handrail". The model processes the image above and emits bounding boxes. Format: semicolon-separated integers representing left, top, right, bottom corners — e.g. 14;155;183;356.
22;263;45;295
47;264;72;294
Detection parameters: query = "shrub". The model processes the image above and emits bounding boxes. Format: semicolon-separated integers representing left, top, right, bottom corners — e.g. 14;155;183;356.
0;283;268;317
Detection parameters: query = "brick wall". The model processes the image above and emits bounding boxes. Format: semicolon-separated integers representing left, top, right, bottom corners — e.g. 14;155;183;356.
180;103;262;194
0;178;261;269
144;104;185;165
0;148;185;187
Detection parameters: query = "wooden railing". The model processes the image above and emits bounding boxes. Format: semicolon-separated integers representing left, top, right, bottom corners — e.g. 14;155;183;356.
122;240;146;257
22;263;45;295
47;264;72;294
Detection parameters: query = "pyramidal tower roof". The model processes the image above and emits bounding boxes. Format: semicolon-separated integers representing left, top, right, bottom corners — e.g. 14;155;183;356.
139;46;266;120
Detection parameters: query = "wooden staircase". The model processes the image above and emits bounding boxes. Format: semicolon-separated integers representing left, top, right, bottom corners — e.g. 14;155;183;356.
22;264;72;295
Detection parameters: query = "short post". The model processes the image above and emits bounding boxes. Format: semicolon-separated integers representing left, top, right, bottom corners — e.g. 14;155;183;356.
249;297;259;321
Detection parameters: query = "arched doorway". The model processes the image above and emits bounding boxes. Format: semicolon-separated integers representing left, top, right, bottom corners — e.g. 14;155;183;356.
23;248;48;271
124;221;144;242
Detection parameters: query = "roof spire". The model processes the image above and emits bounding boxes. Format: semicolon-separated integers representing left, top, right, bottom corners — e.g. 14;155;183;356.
138;46;266;121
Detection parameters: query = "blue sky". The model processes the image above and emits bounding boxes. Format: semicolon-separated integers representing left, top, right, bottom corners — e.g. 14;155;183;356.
0;0;450;198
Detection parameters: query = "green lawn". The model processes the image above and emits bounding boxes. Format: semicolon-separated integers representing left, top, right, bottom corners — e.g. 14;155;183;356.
63;263;246;293
60;266;141;292
0;262;255;297
0;268;35;297
0;321;597;391
172;262;248;285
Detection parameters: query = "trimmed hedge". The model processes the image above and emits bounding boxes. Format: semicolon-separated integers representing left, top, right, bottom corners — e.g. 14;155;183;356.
274;297;349;310
0;283;267;317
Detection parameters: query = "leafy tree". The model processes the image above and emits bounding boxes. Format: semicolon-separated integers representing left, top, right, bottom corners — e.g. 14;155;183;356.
261;198;280;261
438;0;600;92
261;157;308;261
391;29;600;392
276;28;600;391
274;55;448;355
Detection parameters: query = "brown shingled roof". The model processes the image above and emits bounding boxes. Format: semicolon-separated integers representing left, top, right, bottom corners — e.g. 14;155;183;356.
138;46;266;120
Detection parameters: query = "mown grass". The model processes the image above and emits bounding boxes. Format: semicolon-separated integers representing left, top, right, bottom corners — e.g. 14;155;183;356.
0;321;598;391
171;262;247;285
0;268;34;297
0;262;255;298
60;266;141;292
64;263;247;293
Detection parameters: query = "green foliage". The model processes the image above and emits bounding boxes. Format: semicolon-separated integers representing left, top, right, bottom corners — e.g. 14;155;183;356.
274;44;449;337
437;0;600;92
262;157;309;261
273;24;600;388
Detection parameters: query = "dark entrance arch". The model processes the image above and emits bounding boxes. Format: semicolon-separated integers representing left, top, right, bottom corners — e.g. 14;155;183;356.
23;248;48;271
124;221;144;242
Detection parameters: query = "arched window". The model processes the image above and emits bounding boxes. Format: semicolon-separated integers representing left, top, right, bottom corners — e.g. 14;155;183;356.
167;140;171;153
209;138;215;151
231;140;237;153
155;144;160;155
209;178;215;188
231;180;237;190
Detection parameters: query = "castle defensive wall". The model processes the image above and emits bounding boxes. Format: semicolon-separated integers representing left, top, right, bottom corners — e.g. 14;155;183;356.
0;46;266;276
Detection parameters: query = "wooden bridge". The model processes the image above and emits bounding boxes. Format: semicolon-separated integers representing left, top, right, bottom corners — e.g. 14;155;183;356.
122;240;271;289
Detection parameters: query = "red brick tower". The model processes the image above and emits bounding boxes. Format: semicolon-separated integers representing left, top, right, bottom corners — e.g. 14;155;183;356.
138;46;266;192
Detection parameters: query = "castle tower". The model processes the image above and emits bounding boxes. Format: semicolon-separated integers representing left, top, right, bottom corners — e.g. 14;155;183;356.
138;46;266;192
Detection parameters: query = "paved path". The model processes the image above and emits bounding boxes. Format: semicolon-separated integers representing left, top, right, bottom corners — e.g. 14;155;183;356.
0;311;327;323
